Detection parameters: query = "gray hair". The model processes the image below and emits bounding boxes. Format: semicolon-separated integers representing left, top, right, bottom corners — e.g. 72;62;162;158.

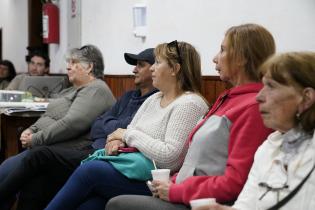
66;44;104;79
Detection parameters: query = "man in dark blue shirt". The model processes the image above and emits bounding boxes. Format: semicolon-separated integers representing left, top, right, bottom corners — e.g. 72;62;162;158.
0;48;157;210
91;48;157;148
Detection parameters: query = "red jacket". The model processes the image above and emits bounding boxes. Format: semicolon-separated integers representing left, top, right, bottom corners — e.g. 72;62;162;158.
169;83;273;205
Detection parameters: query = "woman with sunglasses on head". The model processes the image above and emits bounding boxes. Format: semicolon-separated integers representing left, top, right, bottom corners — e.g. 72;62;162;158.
202;52;315;210
105;23;275;210
44;41;209;210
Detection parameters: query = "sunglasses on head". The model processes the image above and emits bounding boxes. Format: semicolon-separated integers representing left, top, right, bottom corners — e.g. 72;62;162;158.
167;40;182;64
77;45;95;63
79;46;90;56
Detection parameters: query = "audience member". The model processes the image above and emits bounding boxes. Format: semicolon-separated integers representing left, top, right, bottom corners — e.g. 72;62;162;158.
0;44;116;210
6;49;50;90
202;52;315;210
0;48;158;210
0;60;17;89
45;40;209;210
105;23;275;210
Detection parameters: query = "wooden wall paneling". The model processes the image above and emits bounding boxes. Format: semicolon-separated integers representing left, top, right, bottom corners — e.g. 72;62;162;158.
201;79;215;105
215;80;230;98
104;75;135;98
201;76;229;105
104;75;229;103
0;114;39;162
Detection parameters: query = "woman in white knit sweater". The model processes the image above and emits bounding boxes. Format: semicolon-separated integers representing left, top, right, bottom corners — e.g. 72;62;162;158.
45;40;208;210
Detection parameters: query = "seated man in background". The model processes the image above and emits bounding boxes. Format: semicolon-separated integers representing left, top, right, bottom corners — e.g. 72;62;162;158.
0;44;116;210
91;48;157;148
0;48;157;210
6;48;50;90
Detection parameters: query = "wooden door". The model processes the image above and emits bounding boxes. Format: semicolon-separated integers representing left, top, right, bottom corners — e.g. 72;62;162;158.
28;0;48;54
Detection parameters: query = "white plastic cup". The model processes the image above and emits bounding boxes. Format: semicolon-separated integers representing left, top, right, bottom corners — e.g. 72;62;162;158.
151;169;170;182
190;198;216;209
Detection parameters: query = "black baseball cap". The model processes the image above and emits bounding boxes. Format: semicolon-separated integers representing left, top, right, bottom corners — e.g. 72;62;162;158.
124;48;155;66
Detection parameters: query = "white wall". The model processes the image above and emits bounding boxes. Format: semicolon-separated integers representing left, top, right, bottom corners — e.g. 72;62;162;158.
48;0;81;74
0;0;28;73
0;0;81;74
1;0;315;75
81;0;315;75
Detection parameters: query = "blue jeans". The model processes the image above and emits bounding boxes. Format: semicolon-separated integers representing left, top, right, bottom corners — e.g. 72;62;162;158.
45;160;151;210
0;150;29;209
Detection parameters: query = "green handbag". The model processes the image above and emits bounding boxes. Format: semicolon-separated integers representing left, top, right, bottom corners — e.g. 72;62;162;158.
82;149;154;181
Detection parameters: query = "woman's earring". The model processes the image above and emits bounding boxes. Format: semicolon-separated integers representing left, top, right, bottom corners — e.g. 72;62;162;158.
296;112;301;121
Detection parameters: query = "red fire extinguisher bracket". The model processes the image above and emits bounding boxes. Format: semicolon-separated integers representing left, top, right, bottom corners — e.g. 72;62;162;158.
43;3;60;44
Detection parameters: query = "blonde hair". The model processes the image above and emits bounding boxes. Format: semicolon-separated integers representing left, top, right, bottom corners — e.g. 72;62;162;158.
225;23;276;81
154;41;202;93
260;52;315;134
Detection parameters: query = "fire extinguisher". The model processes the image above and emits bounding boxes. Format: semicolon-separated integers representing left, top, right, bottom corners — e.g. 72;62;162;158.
42;1;59;44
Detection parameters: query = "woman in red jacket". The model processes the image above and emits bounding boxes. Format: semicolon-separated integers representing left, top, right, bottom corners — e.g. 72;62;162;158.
105;23;276;210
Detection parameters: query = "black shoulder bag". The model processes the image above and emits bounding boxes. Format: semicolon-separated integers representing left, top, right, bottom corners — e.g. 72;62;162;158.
267;164;315;210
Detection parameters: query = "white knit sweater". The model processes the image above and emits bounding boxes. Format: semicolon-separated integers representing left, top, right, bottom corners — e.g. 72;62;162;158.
123;92;208;172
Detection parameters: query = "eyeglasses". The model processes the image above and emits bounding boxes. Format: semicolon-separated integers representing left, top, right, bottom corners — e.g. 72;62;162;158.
79;46;88;50
167;40;182;64
79;45;95;64
65;58;90;66
79;46;89;55
258;182;289;201
66;59;80;66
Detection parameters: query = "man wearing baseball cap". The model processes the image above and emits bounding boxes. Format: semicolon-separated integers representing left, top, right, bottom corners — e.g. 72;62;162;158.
92;48;157;148
124;48;155;65
123;48;155;100
3;48;158;210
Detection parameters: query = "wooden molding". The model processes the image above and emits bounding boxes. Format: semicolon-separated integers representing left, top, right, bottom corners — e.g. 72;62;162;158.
104;75;230;104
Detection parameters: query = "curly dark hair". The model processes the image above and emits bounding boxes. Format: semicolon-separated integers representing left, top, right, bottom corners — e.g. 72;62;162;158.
26;50;50;67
